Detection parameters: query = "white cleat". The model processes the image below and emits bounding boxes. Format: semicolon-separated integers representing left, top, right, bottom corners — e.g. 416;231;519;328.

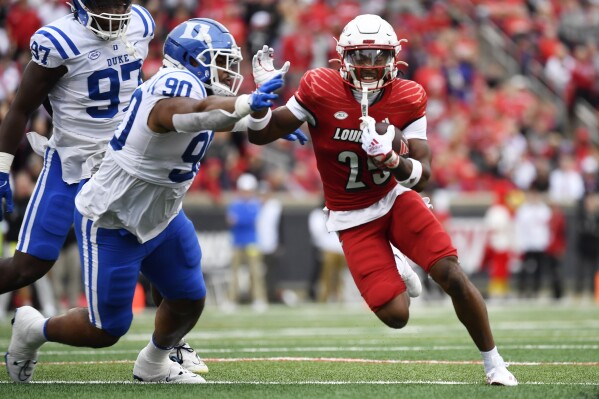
5;306;46;383
393;249;422;298
169;342;209;374
486;360;518;386
134;348;206;383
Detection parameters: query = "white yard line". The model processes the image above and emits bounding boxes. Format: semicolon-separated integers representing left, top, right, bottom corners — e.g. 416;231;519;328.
3;357;597;366
0;380;597;386
26;343;599;356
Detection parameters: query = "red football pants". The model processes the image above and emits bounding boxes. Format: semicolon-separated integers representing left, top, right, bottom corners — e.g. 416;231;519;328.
338;190;457;311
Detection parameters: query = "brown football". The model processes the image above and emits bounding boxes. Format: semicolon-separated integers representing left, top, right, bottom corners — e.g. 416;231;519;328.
374;122;409;158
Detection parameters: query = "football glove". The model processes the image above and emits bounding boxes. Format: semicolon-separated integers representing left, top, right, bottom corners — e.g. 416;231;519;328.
283;129;308;145
0;172;13;221
248;75;284;111
360;116;395;163
252;45;290;87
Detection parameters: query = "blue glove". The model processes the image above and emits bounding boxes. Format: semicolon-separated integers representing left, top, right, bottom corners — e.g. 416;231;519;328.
0;172;13;221
248;75;284;111
283;129;309;145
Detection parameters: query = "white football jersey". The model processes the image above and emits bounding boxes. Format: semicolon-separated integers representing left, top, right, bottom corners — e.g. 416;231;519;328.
75;67;214;242
29;5;154;183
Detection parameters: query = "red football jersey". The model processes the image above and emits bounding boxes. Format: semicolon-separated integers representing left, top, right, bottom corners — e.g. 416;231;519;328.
294;68;427;211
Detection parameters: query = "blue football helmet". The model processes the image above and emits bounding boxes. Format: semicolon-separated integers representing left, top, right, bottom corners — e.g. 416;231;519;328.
163;18;243;96
70;0;132;41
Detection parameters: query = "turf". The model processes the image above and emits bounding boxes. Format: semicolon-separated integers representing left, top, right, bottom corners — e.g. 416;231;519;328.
0;299;597;399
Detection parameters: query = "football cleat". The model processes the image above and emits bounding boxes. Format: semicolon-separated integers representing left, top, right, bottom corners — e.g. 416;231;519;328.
5;306;46;383
169;342;209;374
393;249;422;298
486;358;518;386
133;348;206;383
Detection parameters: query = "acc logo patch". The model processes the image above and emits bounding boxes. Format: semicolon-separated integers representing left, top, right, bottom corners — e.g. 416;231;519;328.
88;50;101;60
334;111;348;120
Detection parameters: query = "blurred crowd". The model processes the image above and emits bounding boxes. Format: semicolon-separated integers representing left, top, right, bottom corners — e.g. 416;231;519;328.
0;0;598;308
0;0;598;204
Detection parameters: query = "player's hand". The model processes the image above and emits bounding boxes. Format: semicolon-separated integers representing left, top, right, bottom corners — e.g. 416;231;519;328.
282;129;308;145
252;45;290;87
360;116;395;162
248;75;283;111
0;172;14;221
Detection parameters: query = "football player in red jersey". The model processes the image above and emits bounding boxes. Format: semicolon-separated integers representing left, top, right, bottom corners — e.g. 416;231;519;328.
248;14;517;386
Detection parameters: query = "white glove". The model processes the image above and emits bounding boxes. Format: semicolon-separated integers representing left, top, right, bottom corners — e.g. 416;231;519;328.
360;116;395;163
252;45;290;87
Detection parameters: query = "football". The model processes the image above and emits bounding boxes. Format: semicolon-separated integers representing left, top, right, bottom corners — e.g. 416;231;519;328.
374;122;409;158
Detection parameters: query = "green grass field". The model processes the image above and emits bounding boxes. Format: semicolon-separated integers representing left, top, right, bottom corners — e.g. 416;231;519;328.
0;299;598;399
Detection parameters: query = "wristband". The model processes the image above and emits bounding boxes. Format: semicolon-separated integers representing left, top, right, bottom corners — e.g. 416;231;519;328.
0;152;14;173
399;158;422;188
233;94;251;118
247;108;272;131
383;152;400;169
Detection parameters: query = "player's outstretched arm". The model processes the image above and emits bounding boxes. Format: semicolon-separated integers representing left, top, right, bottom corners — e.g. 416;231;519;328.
247;106;304;145
148;76;284;134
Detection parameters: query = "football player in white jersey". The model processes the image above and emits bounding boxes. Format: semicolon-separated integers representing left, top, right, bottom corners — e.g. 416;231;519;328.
0;1;151;303
0;0;211;377
5;17;285;384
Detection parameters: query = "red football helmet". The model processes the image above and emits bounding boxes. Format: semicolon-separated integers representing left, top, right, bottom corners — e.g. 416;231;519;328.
335;14;407;91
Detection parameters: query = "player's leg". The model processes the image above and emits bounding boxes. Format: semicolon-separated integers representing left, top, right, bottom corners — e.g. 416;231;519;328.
149;283;209;374
247;245;267;311
228;247;243;305
0;149;77;293
46;211;144;346
338;218;410;329
317;251;336;302
389;191;517;386
5;212;141;383
145;218;209;375
136;211;206;382
429;257;494;350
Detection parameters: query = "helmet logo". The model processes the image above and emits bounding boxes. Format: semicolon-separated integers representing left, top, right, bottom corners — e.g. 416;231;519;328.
180;23;210;41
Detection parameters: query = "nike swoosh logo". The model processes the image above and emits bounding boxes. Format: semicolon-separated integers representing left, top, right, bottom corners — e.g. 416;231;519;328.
0;182;7;188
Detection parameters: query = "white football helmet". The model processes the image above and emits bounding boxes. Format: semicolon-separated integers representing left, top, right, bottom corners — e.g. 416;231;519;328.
71;0;133;41
335;14;406;91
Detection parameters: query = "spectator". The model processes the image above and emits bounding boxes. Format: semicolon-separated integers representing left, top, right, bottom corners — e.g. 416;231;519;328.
308;203;347;303
227;173;267;312
514;185;551;298
548;153;585;204
483;184;517;300
575;192;599;298
256;180;283;302
546;201;566;300
544;42;574;96
6;0;41;57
